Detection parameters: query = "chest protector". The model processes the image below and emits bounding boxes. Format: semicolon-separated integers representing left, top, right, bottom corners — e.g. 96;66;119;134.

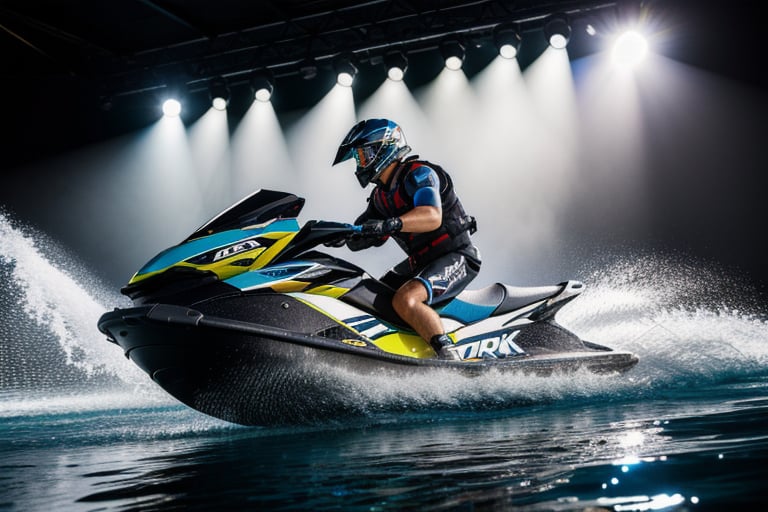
367;157;477;266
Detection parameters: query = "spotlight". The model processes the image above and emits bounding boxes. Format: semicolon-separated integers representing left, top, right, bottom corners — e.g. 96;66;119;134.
384;50;408;81
250;69;274;102
493;25;522;59
612;30;648;68
334;56;358;87
544;14;572;49
208;76;230;111
162;98;181;117
440;39;465;70
161;80;186;117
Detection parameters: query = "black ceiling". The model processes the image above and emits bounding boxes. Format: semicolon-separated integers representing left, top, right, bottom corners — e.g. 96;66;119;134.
1;0;766;168
3;0;623;95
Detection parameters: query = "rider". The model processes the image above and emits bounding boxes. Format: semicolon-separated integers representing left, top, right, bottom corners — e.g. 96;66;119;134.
332;118;481;359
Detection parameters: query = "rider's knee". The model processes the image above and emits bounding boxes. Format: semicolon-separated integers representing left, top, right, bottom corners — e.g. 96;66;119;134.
392;282;428;313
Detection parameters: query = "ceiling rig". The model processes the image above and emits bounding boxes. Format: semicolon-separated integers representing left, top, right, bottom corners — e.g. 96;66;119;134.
96;0;622;103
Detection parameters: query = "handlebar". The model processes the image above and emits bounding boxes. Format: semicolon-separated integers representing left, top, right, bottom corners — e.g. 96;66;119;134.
310;220;372;250
309;220;367;236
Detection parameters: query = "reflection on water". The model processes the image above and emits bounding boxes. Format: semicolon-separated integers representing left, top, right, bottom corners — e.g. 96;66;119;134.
2;381;767;510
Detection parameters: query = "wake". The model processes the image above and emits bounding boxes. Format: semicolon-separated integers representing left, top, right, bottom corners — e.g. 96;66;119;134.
328;256;768;413
562;256;768;385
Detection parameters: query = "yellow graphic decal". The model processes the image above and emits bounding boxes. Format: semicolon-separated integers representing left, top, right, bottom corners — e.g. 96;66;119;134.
270;280;309;293
372;332;434;359
306;285;349;299
251;233;297;268
341;339;367;347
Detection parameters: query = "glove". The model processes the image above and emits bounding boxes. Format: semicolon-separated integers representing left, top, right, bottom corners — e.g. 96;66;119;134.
359;217;403;237
347;236;385;252
323;237;346;248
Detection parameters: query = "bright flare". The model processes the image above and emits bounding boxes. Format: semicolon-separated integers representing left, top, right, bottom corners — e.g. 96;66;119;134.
612;30;648;68
162;99;181;117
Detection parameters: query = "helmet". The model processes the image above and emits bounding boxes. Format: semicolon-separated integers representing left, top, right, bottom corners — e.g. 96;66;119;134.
333;118;411;187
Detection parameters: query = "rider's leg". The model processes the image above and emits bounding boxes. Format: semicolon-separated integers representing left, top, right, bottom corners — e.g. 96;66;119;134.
391;279;444;342
384;250;481;357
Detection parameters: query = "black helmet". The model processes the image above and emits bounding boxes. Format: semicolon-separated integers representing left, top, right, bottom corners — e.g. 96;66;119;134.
333;118;411;187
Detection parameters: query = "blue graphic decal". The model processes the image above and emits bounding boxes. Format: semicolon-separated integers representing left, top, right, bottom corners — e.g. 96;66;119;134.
224;262;313;290
350;319;381;332
438;298;496;324
137;218;299;275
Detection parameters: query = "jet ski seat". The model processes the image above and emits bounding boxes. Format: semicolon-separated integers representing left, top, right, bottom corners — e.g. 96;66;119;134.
494;283;564;314
341;277;566;327
442;282;565;323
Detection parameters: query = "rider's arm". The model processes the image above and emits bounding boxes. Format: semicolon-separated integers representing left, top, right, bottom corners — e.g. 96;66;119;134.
400;205;441;233
400;165;442;233
352;165;443;240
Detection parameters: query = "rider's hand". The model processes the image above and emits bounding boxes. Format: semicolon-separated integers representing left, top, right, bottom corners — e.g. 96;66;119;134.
323;238;347;248
347;235;386;251
359;217;403;236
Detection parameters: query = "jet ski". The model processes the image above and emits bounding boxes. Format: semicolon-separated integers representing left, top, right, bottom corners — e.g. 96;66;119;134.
98;189;638;425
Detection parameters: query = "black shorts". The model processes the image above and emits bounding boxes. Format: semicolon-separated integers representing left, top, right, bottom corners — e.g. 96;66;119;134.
380;246;481;306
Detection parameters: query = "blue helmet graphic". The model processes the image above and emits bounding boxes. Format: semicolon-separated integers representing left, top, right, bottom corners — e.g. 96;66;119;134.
333;118;411;187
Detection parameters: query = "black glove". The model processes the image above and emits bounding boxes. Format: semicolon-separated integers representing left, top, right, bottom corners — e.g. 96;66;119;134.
359;217;403;237
347;236;385;252
323;237;346;248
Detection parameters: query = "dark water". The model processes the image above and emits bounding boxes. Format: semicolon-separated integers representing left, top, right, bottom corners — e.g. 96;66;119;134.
2;214;768;511
2;382;768;511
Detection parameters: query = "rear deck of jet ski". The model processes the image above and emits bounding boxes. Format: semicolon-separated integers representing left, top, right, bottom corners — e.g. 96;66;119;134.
341;278;584;326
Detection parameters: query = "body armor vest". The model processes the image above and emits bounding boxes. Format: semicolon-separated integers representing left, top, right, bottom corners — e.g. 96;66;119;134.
364;157;477;266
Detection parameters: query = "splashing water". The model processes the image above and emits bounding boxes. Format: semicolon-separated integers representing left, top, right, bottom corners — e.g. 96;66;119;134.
560;255;768;386
314;255;768;417
1;209;766;422
0;211;147;394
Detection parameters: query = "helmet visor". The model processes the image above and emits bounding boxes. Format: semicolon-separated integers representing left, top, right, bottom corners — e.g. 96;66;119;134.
353;143;381;170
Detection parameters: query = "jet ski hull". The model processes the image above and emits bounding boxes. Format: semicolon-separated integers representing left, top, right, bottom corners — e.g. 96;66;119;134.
98;300;639;426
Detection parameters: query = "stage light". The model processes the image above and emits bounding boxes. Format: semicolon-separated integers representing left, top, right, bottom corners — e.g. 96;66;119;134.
494;25;522;59
544;14;572;49
208;76;230;111
162;98;181;117
250;69;274;102
612;30;648;68
334;56;358;87
160;79;186;117
384;50;408;81
440;39;465;70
